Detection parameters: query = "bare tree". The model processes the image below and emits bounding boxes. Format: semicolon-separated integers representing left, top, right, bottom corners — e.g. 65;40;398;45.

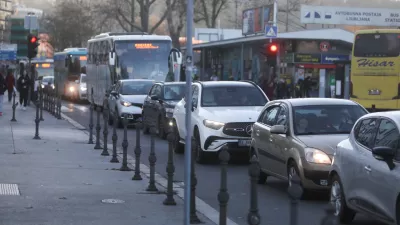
166;0;184;48
194;0;230;28
41;0;95;50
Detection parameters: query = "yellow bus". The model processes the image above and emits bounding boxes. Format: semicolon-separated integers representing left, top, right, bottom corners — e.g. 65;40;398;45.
350;29;400;110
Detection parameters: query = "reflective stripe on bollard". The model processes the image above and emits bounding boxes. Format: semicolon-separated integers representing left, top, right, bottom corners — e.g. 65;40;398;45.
132;122;142;180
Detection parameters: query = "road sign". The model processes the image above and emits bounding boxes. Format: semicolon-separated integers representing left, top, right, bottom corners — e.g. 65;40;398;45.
0;50;17;60
265;25;277;38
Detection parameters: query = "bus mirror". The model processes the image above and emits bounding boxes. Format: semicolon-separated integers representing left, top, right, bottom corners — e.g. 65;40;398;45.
109;52;115;66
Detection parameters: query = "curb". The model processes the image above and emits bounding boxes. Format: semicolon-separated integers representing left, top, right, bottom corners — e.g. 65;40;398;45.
60;112;239;225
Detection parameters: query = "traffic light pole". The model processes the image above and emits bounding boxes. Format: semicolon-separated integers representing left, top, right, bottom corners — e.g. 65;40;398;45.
27;16;32;106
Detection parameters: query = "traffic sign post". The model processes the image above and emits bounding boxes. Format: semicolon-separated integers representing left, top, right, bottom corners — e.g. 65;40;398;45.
265;25;277;38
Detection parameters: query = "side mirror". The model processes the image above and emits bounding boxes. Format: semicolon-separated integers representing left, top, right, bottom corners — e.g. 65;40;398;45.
372;146;395;160
151;95;158;100
270;125;286;134
110;90;118;96
372;146;396;170
109;52;115;66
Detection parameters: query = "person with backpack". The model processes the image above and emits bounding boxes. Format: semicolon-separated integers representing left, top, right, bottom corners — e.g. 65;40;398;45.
0;73;7;116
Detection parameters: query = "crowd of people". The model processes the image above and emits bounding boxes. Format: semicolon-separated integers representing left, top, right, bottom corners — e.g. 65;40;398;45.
0;71;32;116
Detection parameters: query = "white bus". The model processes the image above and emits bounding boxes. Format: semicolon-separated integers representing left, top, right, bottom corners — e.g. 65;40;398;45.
87;32;173;108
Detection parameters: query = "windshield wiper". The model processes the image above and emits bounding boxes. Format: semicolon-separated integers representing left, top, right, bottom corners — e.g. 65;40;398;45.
297;132;318;135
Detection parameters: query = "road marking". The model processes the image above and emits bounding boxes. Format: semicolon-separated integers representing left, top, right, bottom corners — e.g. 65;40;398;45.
0;184;20;195
73;105;88;113
60;112;239;225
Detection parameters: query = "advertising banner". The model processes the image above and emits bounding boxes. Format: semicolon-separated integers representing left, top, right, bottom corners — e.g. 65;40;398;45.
321;54;350;64
301;4;400;27
242;4;274;36
294;54;321;63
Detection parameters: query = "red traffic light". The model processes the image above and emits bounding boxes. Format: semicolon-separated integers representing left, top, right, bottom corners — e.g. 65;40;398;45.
30;36;37;43
269;44;277;52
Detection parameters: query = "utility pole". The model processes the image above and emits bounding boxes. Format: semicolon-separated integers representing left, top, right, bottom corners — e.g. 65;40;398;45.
184;0;194;224
27;12;33;106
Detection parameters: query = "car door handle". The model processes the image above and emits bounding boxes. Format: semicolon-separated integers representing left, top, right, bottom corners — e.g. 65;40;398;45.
364;166;372;172
255;130;260;136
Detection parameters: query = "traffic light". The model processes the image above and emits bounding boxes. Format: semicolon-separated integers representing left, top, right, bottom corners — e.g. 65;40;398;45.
27;33;39;59
266;43;278;66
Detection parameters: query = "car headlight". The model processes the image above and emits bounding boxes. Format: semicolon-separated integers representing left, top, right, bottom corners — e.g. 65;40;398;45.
51;84;55;89
41;84;45;89
203;119;225;130
304;148;331;164
165;107;174;113
120;100;131;107
69;86;75;92
80;86;87;91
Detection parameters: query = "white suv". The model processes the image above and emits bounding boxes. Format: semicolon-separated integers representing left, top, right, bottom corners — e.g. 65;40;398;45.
171;81;269;163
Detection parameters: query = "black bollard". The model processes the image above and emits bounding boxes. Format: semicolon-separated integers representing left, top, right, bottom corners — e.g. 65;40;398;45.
44;91;48;111
10;91;17;122
218;146;230;225
88;89;94;144
50;89;55;115
146;127;158;192
94;106;102;149
288;173;303;225
119;115;131;171
110;111;119;163
101;101;110;156
132;122;142;180
163;132;176;205
247;155;261;225
57;95;62;119
190;137;201;224
33;99;41;140
39;85;44;121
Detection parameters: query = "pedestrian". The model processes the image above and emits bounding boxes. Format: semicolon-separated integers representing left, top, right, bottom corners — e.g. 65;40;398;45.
5;71;15;102
17;72;30;110
0;73;6;116
210;74;218;81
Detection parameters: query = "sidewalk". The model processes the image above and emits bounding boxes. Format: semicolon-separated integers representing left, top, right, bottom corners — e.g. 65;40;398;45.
0;96;216;225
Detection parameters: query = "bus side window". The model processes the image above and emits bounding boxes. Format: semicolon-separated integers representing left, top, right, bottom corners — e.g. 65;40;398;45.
93;42;99;65
88;43;93;64
105;41;110;62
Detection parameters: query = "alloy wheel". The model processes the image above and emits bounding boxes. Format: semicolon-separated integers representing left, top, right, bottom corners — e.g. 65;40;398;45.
330;181;342;216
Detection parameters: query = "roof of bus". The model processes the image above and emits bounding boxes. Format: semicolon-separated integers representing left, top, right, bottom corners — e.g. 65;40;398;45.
355;29;400;34
54;48;87;56
88;34;171;42
31;59;54;63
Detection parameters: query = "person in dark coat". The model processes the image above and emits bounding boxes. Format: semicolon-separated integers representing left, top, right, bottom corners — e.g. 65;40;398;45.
17;72;30;110
5;71;15;102
0;73;6;116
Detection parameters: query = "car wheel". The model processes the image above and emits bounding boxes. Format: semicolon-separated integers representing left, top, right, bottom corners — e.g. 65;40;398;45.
287;161;306;199
193;129;207;164
330;175;356;224
172;124;184;154
157;116;166;139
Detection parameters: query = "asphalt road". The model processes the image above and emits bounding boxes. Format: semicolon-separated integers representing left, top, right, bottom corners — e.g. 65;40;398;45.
59;100;384;225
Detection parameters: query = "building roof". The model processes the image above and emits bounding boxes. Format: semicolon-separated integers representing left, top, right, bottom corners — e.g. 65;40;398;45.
189;28;354;49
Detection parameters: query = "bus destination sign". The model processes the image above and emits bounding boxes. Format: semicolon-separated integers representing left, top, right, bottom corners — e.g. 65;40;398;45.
134;43;159;49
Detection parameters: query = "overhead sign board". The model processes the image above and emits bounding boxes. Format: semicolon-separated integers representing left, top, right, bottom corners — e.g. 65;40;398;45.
321;54;350;64
294;54;321;63
301;4;400;27
242;4;274;36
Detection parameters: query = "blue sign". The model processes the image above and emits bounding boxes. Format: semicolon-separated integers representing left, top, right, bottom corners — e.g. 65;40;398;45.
320;54;350;64
265;25;277;38
0;50;17;61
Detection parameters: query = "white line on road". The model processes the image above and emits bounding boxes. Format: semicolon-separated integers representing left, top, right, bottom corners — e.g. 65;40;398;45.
60;112;239;225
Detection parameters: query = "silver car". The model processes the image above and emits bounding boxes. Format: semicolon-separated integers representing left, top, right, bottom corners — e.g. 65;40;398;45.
251;98;368;195
330;111;400;224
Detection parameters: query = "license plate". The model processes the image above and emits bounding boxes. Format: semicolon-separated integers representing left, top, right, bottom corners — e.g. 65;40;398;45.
238;140;251;147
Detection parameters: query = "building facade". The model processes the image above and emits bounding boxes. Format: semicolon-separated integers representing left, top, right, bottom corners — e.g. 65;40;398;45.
0;0;13;43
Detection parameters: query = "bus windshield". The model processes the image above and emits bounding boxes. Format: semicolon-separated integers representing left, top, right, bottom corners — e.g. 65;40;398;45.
69;55;87;74
115;40;171;81
354;33;400;57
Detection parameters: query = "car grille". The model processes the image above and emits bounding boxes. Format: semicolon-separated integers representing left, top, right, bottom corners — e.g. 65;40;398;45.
223;122;254;137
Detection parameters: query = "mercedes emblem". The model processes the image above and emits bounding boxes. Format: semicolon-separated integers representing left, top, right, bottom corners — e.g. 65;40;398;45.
245;125;252;135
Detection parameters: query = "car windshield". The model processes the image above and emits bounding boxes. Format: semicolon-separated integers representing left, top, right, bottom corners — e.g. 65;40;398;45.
293;105;368;135
164;84;185;101
120;81;154;95
42;77;54;83
201;85;267;107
